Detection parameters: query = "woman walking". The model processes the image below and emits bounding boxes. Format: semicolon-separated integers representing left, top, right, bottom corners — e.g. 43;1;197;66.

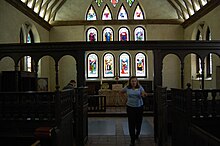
120;76;148;146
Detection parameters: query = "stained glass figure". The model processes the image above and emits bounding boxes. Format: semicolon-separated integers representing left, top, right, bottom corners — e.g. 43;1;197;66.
111;0;119;7
87;53;98;78
102;5;112;20
119;53;130;77
118;5;128;20
134;27;145;41
95;0;103;7
87;5;97;20
127;0;134;7
103;27;113;41
134;5;144;20
87;28;97;42
103;53;114;77
135;53;146;77
119;27;129;41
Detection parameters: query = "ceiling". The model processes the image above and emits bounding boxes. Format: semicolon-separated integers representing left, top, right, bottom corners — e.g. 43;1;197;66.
5;0;220;29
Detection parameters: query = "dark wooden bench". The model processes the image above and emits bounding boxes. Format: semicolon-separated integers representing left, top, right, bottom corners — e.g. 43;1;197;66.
0;89;74;146
171;87;220;146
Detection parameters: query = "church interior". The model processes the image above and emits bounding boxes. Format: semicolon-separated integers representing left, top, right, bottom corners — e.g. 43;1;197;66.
0;0;220;146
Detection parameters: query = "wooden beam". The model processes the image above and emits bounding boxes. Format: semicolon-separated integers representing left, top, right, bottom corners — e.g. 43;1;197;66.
6;0;52;31
50;19;184;26
182;0;220;28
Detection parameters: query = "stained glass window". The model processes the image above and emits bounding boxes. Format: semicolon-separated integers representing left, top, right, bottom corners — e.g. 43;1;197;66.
87;27;98;42
134;4;144;20
127;0;134;7
86;5;97;20
118;4;128;20
134;26;145;41
87;53;99;78
111;0;119;7
95;0;103;7
135;52;146;77
103;27;114;41
103;53;114;77
119;27;129;41
102;5;112;20
119;53;130;77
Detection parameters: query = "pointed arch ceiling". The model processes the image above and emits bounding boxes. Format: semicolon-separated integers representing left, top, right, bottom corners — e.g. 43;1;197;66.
6;0;220;29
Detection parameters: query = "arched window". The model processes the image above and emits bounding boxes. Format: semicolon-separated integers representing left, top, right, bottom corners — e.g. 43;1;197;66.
103;27;114;41
26;30;34;72
195;24;212;78
134;26;145;41
118;4;128;20
134;4;144;20
111;0;119;7
127;0;135;7
196;29;202;77
102;5;112;20
87;27;98;42
118;27;130;41
206;27;212;78
87;53;99;78
86;5;97;20
135;52;146;77
103;53;115;78
20;26;34;72
119;52;130;77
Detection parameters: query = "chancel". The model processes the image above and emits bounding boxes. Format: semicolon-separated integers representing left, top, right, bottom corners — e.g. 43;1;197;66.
0;0;220;146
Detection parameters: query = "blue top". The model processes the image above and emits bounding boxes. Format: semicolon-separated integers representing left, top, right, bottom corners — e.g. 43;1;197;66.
121;86;144;107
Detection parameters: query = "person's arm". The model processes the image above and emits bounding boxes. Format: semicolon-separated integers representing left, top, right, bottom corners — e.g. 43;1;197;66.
140;86;148;97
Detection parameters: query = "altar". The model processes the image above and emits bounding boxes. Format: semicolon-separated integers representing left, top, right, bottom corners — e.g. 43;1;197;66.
98;83;126;106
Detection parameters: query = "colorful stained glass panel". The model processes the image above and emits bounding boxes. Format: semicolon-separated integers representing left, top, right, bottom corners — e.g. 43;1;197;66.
119;53;130;77
135;53;146;77
87;6;97;20
119;27;129;41
87;53;98;78
87;28;97;42
103;53;114;77
111;0;119;7
102;5;112;20
118;5;128;20
134;27;145;41
134;5;144;20
103;27;113;41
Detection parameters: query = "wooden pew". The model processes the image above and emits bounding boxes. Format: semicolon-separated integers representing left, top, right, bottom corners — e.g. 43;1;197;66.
0;89;74;146
171;86;220;146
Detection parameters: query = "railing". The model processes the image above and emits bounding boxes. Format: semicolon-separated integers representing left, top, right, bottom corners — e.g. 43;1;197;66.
0;90;74;146
171;87;220;146
88;95;106;112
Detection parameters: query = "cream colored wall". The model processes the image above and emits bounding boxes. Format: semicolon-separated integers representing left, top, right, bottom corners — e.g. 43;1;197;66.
50;26;85;42
184;5;220;89
0;1;49;43
162;54;181;89
147;25;184;40
58;55;77;90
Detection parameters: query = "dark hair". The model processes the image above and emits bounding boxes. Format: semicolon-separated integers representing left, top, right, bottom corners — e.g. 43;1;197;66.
127;76;140;89
70;80;76;83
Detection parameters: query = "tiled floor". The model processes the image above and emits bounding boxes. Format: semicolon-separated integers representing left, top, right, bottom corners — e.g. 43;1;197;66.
86;117;155;146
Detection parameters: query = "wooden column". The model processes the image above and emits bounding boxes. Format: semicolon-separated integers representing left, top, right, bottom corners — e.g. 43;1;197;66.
76;51;86;87
55;62;60;90
181;62;184;89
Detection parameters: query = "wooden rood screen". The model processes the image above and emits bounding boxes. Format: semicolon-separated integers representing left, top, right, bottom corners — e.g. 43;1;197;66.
171;87;220;146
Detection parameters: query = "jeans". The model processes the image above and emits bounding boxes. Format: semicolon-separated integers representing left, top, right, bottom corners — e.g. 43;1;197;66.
127;105;143;142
